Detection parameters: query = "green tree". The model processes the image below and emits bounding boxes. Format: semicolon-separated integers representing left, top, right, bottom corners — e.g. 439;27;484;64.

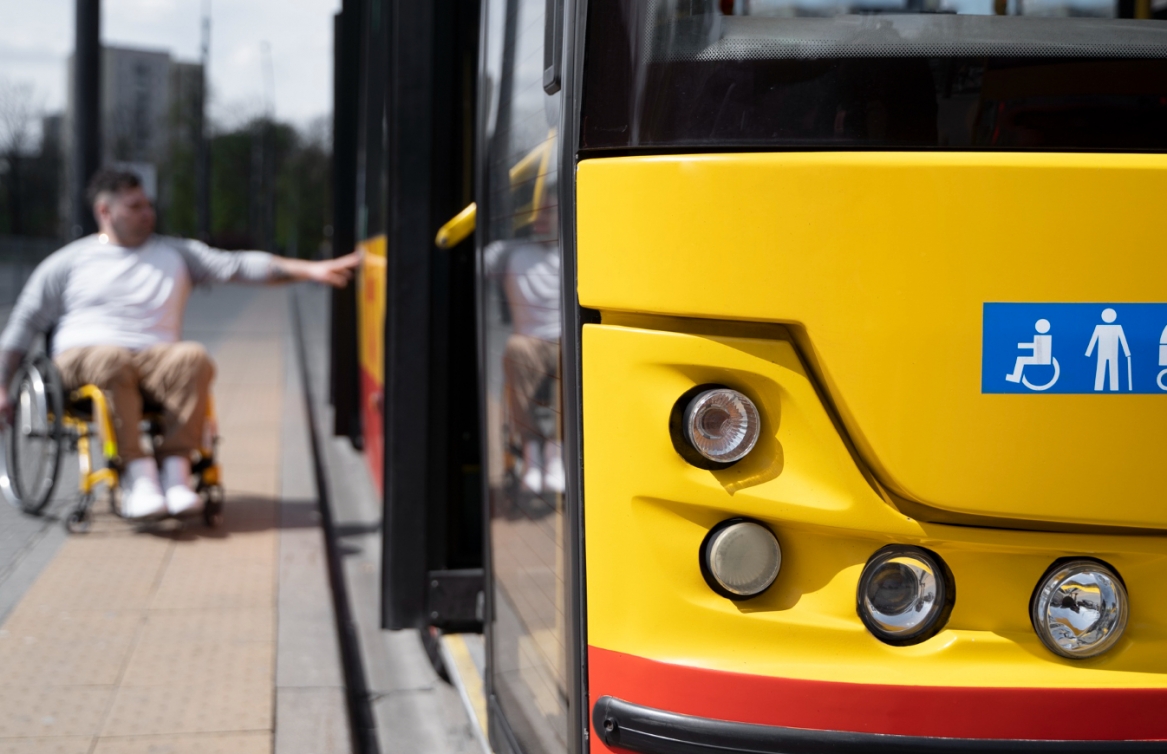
209;116;328;254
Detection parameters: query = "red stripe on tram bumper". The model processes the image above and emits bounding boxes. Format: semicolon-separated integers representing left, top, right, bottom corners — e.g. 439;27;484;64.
587;646;1167;748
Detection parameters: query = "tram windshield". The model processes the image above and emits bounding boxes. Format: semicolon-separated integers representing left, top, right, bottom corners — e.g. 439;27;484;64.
581;0;1167;150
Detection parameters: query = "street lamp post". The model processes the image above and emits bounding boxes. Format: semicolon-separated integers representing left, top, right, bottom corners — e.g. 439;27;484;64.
196;6;211;241
72;0;101;238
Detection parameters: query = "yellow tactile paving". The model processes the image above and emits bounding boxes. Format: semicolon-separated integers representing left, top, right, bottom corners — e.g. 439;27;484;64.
0;289;293;751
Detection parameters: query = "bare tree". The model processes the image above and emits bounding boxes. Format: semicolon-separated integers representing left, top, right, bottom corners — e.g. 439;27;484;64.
0;78;40;157
0;78;43;236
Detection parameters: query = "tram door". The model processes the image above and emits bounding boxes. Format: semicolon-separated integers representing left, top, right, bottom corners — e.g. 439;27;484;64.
477;0;570;751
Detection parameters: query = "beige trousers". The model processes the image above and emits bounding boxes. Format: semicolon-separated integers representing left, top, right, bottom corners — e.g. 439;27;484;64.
502;333;559;444
55;342;215;462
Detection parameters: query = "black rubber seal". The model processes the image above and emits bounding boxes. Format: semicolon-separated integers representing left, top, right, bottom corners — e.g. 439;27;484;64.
592;696;1164;754
856;545;956;647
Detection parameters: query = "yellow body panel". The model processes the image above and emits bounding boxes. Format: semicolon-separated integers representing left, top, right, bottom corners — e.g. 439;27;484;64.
582;322;1167;688
577;153;1167;529
358;236;387;386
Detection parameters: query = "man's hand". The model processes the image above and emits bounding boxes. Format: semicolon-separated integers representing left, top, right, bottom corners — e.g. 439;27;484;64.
270;252;361;288
307;252;361;287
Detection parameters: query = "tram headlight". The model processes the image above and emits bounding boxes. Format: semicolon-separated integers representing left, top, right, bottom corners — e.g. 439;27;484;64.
679;387;760;466
1031;559;1128;659
700;519;781;600
857;546;954;646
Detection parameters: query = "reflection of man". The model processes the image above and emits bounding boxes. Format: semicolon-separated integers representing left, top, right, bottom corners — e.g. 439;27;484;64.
500;242;564;494
0;170;359;519
1086;308;1131;392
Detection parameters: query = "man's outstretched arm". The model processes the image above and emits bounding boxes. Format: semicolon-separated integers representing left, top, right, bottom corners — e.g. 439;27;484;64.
268;252;361;288
175;238;360;289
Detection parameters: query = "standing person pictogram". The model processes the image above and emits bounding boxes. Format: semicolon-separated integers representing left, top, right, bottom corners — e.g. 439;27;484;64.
1005;318;1059;391
1086;308;1132;392
1157;325;1167;391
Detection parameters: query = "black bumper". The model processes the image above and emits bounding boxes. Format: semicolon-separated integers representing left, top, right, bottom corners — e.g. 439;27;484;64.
592;696;1164;754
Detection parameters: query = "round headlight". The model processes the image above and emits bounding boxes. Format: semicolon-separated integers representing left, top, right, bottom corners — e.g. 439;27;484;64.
857;546;954;646
682;388;760;465
700;519;781;600
1031;559;1128;659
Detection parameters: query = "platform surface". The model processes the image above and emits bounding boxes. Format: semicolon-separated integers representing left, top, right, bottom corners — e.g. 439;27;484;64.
295;285;484;754
0;284;350;753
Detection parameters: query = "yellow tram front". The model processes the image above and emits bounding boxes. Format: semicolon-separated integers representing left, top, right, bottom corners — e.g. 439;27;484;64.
545;1;1167;752
337;0;1167;748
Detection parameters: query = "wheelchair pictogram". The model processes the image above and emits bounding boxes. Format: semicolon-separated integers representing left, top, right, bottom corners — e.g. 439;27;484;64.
1005;318;1060;391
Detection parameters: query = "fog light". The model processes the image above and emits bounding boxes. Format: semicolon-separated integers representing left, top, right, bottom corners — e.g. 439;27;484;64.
700;519;781;600
857;546;953;646
1031;560;1128;659
682;388;760;465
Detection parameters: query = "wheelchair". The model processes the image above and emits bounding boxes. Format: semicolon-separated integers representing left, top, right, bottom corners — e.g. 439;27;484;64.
0;353;225;533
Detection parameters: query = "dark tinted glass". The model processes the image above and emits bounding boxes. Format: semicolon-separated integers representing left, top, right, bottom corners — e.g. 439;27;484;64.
581;0;1167;151
479;0;569;750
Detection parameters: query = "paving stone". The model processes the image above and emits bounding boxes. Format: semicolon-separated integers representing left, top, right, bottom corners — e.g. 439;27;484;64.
0;634;133;687
0;607;142;645
100;682;272;737
275;688;349;754
11;550;164;612
92;731;271;754
214;465;278;498
0;686;115;738
118;640;274;690
0;737;93;754
0;287;348;751
137;608;273;646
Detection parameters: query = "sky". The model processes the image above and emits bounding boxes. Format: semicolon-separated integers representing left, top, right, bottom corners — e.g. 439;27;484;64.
0;0;339;134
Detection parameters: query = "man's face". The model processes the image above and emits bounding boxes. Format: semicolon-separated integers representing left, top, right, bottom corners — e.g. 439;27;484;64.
96;186;156;247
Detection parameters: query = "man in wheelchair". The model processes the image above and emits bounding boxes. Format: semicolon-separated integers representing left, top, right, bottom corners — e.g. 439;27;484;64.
0;169;358;520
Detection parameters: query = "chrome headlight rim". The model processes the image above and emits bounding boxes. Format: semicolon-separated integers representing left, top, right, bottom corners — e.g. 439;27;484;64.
1029;557;1129;660
669;383;761;470
699;517;782;601
856;545;955;647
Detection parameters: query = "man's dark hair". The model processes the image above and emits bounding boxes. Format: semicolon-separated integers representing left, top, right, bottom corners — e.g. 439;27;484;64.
85;169;142;207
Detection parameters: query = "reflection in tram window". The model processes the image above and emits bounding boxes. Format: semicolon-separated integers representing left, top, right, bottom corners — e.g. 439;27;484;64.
581;0;1167;152
487;238;563;497
479;0;567;749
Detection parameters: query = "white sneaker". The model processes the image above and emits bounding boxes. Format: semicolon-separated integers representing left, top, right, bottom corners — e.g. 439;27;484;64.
121;458;167;519
543;441;565;494
161;456;202;517
521;440;543;493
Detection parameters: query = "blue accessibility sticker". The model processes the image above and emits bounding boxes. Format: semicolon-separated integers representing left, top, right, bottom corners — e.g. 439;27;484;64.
983;303;1167;394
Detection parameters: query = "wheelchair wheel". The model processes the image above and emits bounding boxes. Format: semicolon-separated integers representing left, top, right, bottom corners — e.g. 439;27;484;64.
0;355;65;514
202;484;224;528
66;495;93;534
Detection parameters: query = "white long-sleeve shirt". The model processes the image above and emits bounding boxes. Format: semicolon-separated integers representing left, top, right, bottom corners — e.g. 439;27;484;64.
0;234;275;356
503;242;561;342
